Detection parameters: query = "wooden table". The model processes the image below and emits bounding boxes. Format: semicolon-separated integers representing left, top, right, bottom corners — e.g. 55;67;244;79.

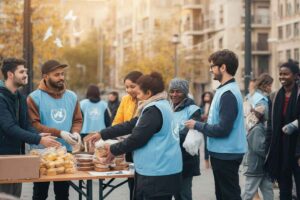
0;171;134;200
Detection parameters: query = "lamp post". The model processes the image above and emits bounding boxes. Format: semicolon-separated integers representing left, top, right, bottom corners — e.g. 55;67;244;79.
244;0;252;94
23;0;33;95
171;34;180;78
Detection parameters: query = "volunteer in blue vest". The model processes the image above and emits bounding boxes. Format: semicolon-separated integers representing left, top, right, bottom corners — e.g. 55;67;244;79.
169;78;201;200
0;58;60;198
80;84;111;138
85;72;182;200
27;60;83;200
185;49;247;200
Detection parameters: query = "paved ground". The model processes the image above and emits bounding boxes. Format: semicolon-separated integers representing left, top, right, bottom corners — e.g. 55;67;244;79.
20;151;280;200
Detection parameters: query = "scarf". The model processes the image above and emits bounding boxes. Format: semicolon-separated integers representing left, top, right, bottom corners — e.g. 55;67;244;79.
135;91;168;117
265;84;300;181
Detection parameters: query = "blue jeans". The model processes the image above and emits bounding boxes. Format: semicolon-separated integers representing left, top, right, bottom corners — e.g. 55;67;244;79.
174;176;193;200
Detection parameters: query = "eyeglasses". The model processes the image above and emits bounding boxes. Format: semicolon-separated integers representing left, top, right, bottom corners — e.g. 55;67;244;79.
210;64;219;69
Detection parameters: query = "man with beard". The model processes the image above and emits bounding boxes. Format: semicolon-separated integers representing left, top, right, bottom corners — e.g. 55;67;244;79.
27;60;83;200
0;58;61;198
185;50;247;200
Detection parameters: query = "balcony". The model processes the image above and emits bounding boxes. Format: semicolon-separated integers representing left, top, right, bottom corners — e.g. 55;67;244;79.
241;15;270;27
183;19;216;35
182;0;203;10
241;42;271;55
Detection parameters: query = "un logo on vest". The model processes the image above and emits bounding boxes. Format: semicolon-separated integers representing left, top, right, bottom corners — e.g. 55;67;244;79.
51;108;67;123
171;121;180;141
88;107;100;120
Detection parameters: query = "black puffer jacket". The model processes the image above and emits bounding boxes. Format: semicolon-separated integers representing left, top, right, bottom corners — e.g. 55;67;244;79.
0;80;40;155
174;98;201;178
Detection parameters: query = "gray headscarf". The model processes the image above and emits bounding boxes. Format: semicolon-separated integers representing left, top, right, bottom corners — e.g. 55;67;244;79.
168;78;189;96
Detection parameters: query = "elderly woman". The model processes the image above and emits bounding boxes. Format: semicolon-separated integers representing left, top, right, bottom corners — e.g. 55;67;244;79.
168;78;201;200
85;72;182;200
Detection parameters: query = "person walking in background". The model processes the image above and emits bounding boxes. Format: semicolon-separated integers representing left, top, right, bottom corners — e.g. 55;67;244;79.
80;84;111;139
107;91;120;122
199;91;214;169
27;60;83;200
111;71;143;200
169;78;201;200
185;49;247;200
265;59;300;199
242;73;274;200
85;72;182;200
0;58;60;198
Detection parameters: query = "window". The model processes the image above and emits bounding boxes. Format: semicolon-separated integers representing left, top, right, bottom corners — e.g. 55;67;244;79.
295;22;299;37
218;37;223;49
287;49;291;59
286;2;292;16
279;4;283;17
278;26;283;39
286;24;292;38
219;5;224;24
257;56;269;74
295;48;300;62
257;33;269;50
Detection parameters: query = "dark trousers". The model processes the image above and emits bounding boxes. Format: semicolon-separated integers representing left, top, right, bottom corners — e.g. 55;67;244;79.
278;158;300;200
32;181;69;200
0;183;22;198
211;157;242;200
128;177;135;200
203;135;209;160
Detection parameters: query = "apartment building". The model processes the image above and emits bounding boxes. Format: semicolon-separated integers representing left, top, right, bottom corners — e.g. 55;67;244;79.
181;0;271;93
113;0;180;88
270;0;300;88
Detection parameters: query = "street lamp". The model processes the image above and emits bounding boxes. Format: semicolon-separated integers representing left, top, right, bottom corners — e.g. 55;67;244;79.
171;34;180;77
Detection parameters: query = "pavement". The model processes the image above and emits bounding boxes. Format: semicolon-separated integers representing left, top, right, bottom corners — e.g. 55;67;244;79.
20;151;280;200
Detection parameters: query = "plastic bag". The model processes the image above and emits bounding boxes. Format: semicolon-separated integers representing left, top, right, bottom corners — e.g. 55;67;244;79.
182;129;202;156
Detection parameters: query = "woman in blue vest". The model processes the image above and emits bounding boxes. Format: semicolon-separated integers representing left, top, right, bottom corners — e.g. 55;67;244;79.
85;72;182;200
169;78;201;200
80;84;111;138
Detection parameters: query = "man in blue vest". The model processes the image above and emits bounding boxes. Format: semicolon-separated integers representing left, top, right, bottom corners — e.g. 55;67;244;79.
27;60;83;200
185;49;247;200
0;58;60;198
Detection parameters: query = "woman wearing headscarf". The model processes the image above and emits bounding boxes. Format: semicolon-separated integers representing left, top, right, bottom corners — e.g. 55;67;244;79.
265;59;300;199
168;78;201;200
85;72;182;200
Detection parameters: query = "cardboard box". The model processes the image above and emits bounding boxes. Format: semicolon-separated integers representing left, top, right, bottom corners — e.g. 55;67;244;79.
0;155;40;180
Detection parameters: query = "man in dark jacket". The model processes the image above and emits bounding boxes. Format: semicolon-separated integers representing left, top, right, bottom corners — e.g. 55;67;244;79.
0;58;60;198
169;78;201;200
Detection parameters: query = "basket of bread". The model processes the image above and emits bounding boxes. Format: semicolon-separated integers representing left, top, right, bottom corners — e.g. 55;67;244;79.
30;147;76;176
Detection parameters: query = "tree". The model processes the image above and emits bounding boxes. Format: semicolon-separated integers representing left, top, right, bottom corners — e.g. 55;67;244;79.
0;0;64;85
62;30;111;92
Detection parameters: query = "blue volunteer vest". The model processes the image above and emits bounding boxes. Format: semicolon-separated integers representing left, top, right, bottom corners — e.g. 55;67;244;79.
80;99;107;133
248;90;268;107
173;104;199;136
207;82;247;154
133;99;182;176
29;89;77;151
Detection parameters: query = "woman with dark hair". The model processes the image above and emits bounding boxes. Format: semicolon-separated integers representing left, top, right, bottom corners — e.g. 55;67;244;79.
107;91;120;122
265;59;300;199
111;71;143;200
200;91;214;169
85;72;182;200
80;84;110;138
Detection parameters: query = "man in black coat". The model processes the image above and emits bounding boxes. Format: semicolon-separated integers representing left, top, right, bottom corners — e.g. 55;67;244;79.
0;58;60;198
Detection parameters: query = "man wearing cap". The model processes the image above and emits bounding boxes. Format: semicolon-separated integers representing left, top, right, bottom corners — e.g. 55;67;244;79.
169;78;201;200
0;58;60;198
27;60;83;200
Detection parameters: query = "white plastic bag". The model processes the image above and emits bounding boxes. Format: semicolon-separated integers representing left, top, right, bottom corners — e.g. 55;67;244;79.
183;129;202;156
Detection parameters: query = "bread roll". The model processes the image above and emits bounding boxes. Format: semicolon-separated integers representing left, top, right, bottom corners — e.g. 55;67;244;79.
47;168;57;176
